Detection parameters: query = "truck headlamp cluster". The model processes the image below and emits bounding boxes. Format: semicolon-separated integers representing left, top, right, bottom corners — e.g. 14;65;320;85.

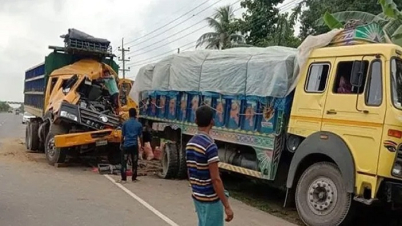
60;110;78;122
392;145;402;178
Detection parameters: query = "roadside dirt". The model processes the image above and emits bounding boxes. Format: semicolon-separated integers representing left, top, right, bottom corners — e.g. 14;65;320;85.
0;138;42;163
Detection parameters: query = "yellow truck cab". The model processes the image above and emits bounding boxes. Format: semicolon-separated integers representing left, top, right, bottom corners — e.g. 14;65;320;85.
24;29;137;166
133;23;402;225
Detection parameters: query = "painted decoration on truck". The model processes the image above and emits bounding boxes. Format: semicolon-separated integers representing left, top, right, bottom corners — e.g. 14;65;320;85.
179;93;188;121
214;98;226;127
330;22;385;46
255;148;273;179
228;99;241;130
242;100;258;132
149;119;280;180
189;95;199;123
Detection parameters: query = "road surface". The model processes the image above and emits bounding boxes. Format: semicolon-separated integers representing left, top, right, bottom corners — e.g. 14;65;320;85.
0;112;295;226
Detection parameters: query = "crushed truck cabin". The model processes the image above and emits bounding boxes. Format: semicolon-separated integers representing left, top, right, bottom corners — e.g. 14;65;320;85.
24;29;137;166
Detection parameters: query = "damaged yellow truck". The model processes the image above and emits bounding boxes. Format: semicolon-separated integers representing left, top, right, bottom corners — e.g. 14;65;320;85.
24;29;136;165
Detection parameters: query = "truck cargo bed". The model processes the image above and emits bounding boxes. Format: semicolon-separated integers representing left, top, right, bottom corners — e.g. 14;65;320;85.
24;63;45;118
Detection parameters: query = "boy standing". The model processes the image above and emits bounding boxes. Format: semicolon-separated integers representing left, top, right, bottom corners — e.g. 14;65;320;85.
186;106;234;226
120;108;142;183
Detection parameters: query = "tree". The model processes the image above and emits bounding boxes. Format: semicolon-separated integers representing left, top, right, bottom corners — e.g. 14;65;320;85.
196;5;247;49
294;0;402;40
319;0;402;46
234;0;284;47
0;101;11;112
233;0;301;48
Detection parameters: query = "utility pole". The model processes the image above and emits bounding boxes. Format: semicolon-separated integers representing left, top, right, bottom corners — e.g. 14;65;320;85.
118;38;130;79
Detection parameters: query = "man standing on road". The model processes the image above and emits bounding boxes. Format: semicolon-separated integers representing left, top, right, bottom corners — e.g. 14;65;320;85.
186;106;234;226
119;108;142;183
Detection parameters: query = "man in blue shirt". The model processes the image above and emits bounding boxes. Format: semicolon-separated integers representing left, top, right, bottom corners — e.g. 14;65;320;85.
120;108;143;183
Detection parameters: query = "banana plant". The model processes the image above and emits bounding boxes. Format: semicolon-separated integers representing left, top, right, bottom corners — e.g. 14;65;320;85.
315;0;402;46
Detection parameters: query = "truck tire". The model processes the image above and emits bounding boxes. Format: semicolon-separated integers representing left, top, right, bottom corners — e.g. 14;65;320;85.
45;124;68;166
176;144;187;179
30;121;40;151
25;123;31;150
26;121;40;151
158;142;178;179
295;162;353;226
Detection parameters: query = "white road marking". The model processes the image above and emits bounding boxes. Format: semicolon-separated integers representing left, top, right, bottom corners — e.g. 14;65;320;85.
104;174;179;226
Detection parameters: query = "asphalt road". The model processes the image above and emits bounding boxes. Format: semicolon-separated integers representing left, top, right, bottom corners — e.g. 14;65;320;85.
0;112;295;226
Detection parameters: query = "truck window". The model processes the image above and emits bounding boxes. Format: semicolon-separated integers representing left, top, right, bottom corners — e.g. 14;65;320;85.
365;60;382;106
391;58;402;109
305;63;330;92
49;78;58;94
333;61;368;94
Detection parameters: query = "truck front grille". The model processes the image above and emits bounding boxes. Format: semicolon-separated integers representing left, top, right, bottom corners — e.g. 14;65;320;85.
79;107;120;130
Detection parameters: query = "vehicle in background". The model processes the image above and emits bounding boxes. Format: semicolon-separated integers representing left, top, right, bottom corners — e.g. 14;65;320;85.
22;112;35;124
15;109;20;115
23;29;137;166
132;23;402;225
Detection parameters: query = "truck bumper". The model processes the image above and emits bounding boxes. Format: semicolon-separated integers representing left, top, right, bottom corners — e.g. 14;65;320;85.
54;129;121;148
384;181;402;204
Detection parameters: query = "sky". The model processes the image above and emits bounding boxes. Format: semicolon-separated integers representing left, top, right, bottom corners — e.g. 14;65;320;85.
0;0;298;103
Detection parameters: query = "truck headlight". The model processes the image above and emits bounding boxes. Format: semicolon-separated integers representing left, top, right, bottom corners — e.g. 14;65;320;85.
392;145;402;178
60;110;78;122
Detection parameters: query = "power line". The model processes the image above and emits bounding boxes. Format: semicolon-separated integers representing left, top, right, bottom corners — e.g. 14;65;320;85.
126;17;206;56
127;41;194;67
127;0;236;49
123;1;209;39
124;0;211;46
129;24;208;58
126;0;302;68
126;2;242;58
278;0;300;12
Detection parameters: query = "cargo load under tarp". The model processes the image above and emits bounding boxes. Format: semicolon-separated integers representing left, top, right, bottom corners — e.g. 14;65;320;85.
60;28;111;46
130;29;342;103
131;47;297;101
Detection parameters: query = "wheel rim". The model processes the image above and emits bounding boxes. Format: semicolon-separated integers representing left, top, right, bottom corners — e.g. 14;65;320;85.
47;137;56;158
307;177;338;216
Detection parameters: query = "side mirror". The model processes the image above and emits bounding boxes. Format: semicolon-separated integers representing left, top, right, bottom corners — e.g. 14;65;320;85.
350;61;364;87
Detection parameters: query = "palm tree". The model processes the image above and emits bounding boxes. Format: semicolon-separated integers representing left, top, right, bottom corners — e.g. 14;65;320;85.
316;0;402;46
196;5;247;50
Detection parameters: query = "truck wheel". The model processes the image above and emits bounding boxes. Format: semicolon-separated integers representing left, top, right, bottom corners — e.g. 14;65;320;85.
30;121;40;151
25;122;31;150
26;121;40;151
45;124;68;166
158;143;178;179
176;144;187;179
295;162;353;226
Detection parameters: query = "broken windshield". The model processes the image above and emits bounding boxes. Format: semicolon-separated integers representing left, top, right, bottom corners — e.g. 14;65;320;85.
391;57;402;109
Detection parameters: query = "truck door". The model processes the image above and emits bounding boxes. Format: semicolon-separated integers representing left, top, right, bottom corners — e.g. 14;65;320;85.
288;58;334;137
321;56;385;177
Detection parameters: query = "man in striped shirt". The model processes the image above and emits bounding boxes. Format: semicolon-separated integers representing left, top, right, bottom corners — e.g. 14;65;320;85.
186;106;234;226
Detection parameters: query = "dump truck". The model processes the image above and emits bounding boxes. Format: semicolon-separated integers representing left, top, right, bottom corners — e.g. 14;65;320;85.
24;29;136;166
130;23;402;225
